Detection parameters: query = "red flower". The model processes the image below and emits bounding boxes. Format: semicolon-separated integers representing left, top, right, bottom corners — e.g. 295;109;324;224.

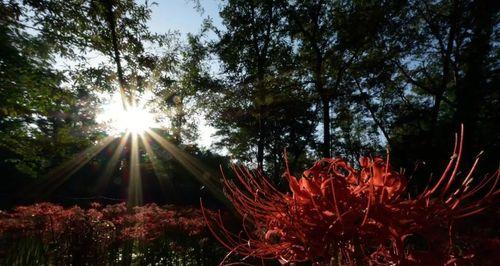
1;201;212;255
202;127;499;265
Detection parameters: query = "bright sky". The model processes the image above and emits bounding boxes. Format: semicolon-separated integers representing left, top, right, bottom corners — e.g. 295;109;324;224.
145;0;222;39
144;0;222;149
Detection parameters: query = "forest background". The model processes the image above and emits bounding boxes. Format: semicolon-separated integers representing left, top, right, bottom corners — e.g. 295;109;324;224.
0;0;498;209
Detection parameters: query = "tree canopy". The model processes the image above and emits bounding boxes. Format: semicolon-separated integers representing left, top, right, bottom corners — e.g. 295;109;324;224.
0;0;498;207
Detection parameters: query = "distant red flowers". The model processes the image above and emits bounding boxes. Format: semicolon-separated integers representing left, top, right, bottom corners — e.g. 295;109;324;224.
202;128;499;265
0;202;209;243
0;202;216;264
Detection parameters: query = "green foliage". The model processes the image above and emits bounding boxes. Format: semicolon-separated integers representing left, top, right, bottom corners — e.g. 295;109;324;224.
198;0;318;175
0;9;97;181
0;0;498;208
191;0;498;179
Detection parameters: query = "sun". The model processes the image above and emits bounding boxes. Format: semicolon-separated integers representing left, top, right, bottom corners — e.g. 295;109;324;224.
115;106;155;134
97;92;158;135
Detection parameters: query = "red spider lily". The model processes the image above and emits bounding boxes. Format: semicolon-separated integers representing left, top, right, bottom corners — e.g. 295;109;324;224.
1;202;221;264
201;126;499;265
118;203;209;242
0;202;213;253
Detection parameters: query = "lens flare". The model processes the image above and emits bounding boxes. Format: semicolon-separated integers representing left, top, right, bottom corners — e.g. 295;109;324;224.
97;92;157;135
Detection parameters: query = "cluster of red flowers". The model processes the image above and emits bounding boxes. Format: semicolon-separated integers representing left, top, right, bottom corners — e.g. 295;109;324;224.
0;202;208;243
0;202;214;263
202;128;499;265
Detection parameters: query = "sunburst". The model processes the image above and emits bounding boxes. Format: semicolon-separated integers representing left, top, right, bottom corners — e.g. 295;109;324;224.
32;92;225;207
97;92;159;136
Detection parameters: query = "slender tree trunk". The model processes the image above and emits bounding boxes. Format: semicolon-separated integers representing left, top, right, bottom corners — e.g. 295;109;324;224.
455;0;494;163
321;94;331;158
257;122;264;170
257;79;265;170
174;96;184;143
250;2;270;171
315;51;330;158
431;94;443;131
103;0;129;108
431;0;458;134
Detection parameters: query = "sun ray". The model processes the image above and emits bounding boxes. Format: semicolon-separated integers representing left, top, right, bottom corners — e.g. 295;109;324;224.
94;133;130;195
139;133;177;202
145;129;227;204
28;136;115;198
128;132;143;206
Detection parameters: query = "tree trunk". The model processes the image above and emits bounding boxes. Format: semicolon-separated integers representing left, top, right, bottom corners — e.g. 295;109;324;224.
321;94;331;158
257;119;265;170
257;81;265;170
103;0;129;108
315;50;330;158
455;0;494;163
431;93;442;131
431;0;458;136
174;96;184;143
